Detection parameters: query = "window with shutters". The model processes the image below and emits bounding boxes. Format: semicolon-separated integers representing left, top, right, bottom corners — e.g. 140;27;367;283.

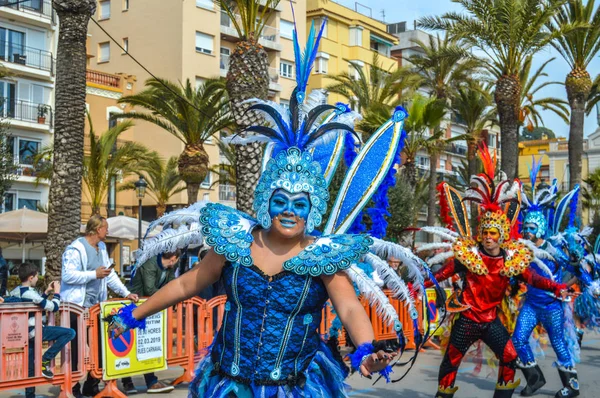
99;42;110;62
195;32;213;54
99;1;111;20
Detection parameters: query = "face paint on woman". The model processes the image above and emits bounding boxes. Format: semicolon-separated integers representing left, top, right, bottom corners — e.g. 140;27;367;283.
268;189;311;229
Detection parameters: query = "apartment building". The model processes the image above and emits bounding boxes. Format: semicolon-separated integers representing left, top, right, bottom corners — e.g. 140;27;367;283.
86;0;305;214
0;0;56;214
306;0;398;105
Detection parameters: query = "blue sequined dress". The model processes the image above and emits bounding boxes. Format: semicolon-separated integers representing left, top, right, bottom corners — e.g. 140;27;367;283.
188;203;372;398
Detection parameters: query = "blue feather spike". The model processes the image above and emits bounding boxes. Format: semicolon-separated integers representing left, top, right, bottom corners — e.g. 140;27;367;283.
552;185;580;235
568;184;580;229
290;15;327;102
529;155;543;197
594;235;600;256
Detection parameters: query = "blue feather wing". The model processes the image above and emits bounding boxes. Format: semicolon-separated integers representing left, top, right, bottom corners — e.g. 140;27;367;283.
324;114;406;234
551;186;580;235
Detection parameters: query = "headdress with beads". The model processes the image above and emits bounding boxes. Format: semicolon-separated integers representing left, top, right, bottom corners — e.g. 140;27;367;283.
461;143;521;244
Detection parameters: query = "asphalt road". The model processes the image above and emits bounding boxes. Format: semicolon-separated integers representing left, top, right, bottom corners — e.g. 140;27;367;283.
8;333;600;397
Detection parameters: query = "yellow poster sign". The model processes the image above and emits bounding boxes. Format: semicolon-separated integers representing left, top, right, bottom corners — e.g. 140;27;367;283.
100;300;167;380
422;288;453;336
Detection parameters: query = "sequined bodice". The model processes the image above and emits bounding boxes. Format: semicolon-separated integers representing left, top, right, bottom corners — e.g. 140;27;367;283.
211;261;329;385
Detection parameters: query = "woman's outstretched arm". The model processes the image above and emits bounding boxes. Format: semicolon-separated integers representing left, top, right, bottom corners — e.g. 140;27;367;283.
132;248;225;320
322;272;394;377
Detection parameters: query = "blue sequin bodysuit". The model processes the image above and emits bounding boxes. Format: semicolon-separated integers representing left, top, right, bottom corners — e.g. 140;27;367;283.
189;203;372;397
512;242;576;367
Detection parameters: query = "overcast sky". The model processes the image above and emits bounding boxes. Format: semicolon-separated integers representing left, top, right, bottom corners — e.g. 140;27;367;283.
335;0;600;138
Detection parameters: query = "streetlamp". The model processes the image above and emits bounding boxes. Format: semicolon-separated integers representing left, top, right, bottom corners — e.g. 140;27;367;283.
134;175;147;249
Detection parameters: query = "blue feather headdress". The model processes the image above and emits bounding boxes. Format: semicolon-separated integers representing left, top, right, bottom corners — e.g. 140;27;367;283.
521;155;557;238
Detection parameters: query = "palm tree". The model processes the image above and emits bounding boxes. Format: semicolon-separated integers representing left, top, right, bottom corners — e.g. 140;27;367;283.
547;0;600;190
117;77;232;204
587;74;600;116
45;0;97;281
450;82;496;179
217;0;280;214
121;155;185;217
400;34;481;229
326;54;409;114
84;118;149;215
401;94;446;188
419;0;570;180
516;57;570;132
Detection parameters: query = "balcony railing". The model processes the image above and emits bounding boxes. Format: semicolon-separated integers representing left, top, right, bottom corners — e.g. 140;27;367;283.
0;41;54;73
0;97;53;126
219;184;236;202
86;69;122;88
220;12;279;45
0;0;53;19
446;143;468;156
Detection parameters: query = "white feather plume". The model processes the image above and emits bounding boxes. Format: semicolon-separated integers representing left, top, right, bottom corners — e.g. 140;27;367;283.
416;242;453;253
221;134;273;145
369;238;425;287
137;223;203;265
580;226;594;238
345;265;402;326
420;226;459;242
364;253;414;299
518;239;556;262
147;201;208;233
498;180;520;204
427;251;455;266
532;258;555;280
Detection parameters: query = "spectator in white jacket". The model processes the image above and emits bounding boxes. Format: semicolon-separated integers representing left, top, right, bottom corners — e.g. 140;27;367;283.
62;214;138;398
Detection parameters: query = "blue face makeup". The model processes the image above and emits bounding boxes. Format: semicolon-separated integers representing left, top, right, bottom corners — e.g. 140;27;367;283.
268;189;311;229
523;223;539;240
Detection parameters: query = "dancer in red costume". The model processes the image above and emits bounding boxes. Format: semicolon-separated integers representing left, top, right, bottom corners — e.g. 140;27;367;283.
418;145;572;398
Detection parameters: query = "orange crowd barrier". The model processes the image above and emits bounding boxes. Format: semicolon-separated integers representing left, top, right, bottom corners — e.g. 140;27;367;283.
0;302;86;398
0;290;429;397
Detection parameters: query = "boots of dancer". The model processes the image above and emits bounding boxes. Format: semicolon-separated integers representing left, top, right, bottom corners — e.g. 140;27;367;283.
493;380;520;398
519;364;546;396
555;368;579;398
434;386;458;398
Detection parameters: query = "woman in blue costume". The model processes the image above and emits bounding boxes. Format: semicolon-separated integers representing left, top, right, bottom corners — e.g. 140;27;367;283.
105;16;433;398
512;159;581;398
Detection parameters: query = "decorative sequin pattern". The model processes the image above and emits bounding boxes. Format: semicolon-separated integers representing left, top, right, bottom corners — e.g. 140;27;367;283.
200;203;257;267
452;238;532;276
212;262;330;385
523;210;548;238
254;147;329;233
283;234;373;276
478;210;511;243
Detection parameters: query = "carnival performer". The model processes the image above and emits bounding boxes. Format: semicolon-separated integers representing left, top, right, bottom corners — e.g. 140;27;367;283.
512;161;581;398
104;15;433;398
572;232;600;345
418;145;572;398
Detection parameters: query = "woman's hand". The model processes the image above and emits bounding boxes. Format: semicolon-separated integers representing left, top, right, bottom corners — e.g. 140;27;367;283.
360;350;396;377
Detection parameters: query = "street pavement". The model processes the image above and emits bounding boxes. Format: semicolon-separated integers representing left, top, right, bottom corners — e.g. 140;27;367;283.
7;333;600;397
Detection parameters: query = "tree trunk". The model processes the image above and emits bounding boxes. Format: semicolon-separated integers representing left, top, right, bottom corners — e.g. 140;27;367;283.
566;69;592;192
467;140;479;232
226;38;269;215
44;0;96;282
403;160;417;188
178;143;209;204
495;75;521;180
426;151;439;242
156;203;167;218
186;183;200;205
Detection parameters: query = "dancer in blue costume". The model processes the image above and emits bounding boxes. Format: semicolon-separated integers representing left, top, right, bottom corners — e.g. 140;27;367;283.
105;13;434;398
573;234;600;338
512;158;581;398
